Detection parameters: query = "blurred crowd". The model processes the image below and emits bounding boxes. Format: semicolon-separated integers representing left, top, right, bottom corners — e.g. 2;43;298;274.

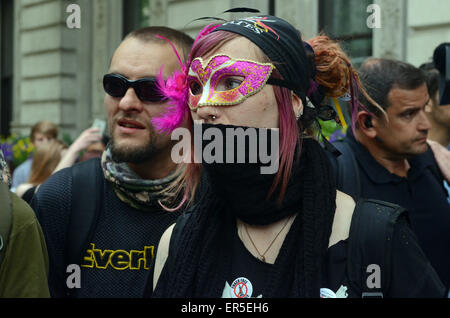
0;17;449;299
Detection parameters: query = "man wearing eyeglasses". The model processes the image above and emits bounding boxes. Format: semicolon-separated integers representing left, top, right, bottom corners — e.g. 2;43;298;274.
31;27;193;298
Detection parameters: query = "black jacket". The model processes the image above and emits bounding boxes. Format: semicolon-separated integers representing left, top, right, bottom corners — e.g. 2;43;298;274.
327;131;450;288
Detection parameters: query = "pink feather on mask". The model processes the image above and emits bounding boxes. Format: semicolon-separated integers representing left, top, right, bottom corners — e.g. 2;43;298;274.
191;23;221;52
151;35;190;134
151;24;222;134
152;65;189;134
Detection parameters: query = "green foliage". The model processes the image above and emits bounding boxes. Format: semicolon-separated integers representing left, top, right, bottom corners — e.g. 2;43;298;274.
62;132;73;147
318;119;340;138
1;132;74;169
0;134;35;168
317;119;347;144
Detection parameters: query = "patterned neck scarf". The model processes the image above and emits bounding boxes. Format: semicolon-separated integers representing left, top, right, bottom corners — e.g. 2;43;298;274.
101;148;180;211
0;150;11;188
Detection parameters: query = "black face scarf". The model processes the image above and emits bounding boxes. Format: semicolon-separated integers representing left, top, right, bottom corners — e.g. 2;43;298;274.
153;123;336;298
198;123;305;225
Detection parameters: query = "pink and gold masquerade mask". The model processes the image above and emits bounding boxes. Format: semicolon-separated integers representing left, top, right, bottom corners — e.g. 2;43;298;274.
187;54;275;110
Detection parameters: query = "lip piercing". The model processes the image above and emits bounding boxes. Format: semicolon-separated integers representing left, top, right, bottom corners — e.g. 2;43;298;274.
211;115;217;121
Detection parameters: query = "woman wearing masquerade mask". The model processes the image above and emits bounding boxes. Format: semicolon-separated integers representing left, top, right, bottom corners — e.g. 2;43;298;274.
150;16;447;298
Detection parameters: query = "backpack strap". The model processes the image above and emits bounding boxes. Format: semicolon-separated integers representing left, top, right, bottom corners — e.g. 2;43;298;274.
0;182;13;266
65;158;103;295
166;210;193;274
333;140;361;201
347;198;406;298
142;210;193;297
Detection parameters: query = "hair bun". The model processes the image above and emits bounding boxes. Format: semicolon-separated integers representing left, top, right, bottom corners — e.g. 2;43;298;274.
306;35;352;98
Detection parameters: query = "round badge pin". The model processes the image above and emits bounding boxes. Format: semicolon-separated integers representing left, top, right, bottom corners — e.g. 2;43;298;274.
230;277;254;298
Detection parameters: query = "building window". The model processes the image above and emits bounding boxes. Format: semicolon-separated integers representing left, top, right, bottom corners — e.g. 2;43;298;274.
1;0;13;136
123;0;151;36
319;0;373;64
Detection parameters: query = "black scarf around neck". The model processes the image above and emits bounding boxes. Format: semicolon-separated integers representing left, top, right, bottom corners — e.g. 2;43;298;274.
200;123;306;225
153;124;336;298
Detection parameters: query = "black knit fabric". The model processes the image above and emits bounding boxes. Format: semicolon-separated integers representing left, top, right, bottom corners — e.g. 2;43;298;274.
32;163;182;298
200;123;306;225
153;134;336;298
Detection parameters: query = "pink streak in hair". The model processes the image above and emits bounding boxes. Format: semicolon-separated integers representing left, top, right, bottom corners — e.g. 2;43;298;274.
306;79;319;97
180;31;302;207
269;82;302;205
349;73;371;136
158;195;188;212
192;23;222;50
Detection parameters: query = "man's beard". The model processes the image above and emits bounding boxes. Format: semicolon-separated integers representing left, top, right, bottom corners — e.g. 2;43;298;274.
109;133;159;164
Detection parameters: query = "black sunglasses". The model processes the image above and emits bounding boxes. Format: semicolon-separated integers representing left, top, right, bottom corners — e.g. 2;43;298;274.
103;73;166;103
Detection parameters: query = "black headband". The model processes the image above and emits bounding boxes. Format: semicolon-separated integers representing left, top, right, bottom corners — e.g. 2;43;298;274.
213;15;342;156
214;15;313;99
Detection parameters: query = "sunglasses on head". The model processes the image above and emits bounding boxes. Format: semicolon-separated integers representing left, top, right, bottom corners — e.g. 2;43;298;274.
103;73;166;103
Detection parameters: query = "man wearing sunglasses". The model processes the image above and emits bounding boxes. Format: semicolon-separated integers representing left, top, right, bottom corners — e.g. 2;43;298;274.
31;26;193;298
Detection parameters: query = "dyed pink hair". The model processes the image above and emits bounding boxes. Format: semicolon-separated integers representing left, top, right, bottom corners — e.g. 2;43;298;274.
157;27;381;211
175;30;302;207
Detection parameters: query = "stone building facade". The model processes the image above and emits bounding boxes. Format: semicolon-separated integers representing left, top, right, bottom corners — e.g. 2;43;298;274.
1;0;449;139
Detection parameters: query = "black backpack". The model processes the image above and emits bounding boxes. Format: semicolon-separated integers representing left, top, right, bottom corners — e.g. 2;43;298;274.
166;198;406;298
0;182;13;268
346;198;406;297
327;138;446;296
